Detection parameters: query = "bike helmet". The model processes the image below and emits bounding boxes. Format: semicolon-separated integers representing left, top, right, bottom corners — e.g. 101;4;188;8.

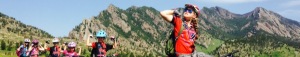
24;38;31;42
96;30;107;38
67;42;76;47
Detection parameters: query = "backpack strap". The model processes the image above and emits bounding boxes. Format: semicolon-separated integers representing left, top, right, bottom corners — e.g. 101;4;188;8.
175;23;184;40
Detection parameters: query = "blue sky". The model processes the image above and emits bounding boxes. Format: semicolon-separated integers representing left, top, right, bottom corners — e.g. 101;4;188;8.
0;0;299;37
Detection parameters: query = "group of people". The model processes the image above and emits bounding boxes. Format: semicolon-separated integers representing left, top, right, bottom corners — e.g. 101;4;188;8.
16;3;210;57
16;30;118;57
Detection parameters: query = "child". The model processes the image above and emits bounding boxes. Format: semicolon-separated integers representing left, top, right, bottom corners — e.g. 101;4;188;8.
26;39;45;57
62;42;81;57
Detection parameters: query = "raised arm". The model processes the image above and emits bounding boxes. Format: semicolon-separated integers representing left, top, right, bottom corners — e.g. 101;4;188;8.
39;45;45;51
26;45;33;56
17;45;23;51
160;10;174;22
63;46;67;51
43;43;48;51
86;37;92;46
77;47;82;55
60;45;65;52
112;40;118;48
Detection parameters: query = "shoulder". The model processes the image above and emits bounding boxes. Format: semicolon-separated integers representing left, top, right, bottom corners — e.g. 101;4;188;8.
19;45;24;48
92;42;96;48
171;16;183;24
63;50;68;54
75;52;79;55
92;42;96;44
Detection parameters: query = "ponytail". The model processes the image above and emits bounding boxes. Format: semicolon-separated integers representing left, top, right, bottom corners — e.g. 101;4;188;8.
191;18;199;39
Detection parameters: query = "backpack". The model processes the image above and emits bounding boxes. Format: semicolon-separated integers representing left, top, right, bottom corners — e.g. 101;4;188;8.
165;23;184;56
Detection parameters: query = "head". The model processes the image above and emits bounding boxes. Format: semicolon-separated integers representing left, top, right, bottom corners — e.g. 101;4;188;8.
24;39;31;46
32;39;39;46
183;4;200;21
96;30;107;42
67;42;76;52
52;38;59;46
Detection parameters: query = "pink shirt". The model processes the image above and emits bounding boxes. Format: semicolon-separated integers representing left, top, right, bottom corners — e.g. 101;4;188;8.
63;50;79;57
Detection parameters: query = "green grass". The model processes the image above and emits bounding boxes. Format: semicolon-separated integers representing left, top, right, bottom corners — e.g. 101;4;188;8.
196;38;223;54
0;50;16;57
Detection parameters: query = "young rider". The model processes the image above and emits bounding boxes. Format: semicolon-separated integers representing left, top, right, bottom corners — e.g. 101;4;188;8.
62;41;81;57
26;39;45;57
44;38;63;57
16;38;30;57
86;30;118;57
161;4;211;57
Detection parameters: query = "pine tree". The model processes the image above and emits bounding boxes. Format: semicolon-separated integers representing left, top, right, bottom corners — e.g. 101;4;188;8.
7;41;13;51
1;40;6;50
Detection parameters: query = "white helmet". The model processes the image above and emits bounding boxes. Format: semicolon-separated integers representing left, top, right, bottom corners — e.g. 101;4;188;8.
68;42;76;47
52;38;59;42
24;39;31;42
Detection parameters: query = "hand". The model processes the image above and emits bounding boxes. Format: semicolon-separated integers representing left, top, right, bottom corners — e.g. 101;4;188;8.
113;53;118;56
45;41;49;44
39;45;43;47
173;8;181;16
113;42;118;48
30;44;34;46
78;47;82;50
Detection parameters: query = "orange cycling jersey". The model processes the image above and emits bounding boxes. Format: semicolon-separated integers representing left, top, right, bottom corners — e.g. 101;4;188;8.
171;16;197;54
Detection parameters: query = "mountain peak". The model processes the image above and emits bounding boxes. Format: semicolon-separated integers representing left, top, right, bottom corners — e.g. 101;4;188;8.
204;6;240;19
106;4;121;13
244;7;270;19
253;7;267;13
209;6;227;11
107;4;118;9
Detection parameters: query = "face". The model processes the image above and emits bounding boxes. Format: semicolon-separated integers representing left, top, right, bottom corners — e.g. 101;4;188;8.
183;8;196;21
33;43;38;47
24;42;29;45
53;42;59;46
68;47;75;52
97;37;105;42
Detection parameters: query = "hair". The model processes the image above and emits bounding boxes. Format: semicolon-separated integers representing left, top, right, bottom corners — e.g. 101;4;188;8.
24;43;30;49
191;17;199;40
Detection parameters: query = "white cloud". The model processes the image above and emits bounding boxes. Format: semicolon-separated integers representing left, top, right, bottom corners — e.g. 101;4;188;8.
282;0;300;7
197;0;267;4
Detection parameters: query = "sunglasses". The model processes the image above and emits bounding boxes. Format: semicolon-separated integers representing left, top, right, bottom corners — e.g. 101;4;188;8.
68;47;75;49
184;9;193;13
33;43;38;45
53;42;59;44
